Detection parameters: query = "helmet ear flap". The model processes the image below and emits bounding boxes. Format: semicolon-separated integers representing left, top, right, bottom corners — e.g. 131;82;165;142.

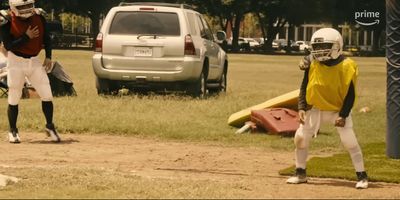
330;43;338;59
330;42;342;59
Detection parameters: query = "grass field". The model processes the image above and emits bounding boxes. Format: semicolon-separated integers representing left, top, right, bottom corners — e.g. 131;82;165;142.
280;142;400;183
0;50;385;150
0;167;243;199
0;50;398;184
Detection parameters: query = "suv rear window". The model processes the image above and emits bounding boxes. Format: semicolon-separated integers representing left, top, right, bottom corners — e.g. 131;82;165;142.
109;11;180;36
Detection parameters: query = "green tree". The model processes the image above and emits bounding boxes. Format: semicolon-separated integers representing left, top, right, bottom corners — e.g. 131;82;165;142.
322;0;385;52
352;0;384;52
360;0;385;52
62;0;120;45
30;0;121;46
188;0;253;51
254;0;316;51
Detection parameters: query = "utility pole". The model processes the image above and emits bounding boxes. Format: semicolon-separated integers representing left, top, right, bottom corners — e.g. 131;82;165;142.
386;0;400;159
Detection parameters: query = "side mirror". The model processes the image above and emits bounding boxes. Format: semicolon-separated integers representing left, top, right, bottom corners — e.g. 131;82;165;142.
216;31;226;41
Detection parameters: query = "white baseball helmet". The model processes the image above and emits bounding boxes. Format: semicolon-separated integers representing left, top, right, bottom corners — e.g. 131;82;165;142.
310;28;343;62
9;0;35;18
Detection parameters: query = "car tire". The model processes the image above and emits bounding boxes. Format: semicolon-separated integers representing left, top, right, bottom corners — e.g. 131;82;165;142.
209;68;227;94
187;69;207;98
96;77;119;95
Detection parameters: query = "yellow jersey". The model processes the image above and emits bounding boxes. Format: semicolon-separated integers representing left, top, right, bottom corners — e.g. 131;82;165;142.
306;58;358;111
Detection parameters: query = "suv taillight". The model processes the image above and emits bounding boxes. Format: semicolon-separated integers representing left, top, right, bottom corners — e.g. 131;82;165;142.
95;33;103;52
184;34;196;55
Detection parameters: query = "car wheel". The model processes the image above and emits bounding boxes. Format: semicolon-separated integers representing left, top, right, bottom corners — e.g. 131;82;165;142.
220;70;227;92
209;69;227;94
187;70;207;98
96;77;119;95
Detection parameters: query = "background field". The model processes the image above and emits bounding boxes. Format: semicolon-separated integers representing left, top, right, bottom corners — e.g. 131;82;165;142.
0;50;386;151
0;51;398;198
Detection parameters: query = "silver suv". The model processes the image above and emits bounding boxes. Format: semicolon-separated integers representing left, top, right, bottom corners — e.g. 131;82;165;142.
92;2;228;97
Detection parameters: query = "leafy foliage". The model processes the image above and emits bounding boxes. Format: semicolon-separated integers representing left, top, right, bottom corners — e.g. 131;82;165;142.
28;0;385;51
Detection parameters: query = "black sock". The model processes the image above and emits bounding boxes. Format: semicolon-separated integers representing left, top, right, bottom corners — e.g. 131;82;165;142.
8;104;18;131
42;101;53;125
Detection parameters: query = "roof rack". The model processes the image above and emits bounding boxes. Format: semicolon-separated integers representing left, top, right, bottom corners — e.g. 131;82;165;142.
118;2;196;10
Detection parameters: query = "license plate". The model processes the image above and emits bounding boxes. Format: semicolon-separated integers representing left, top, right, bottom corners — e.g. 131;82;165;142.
133;47;152;57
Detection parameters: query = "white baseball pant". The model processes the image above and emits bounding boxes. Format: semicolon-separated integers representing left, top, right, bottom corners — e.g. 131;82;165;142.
7;51;53;105
294;108;365;172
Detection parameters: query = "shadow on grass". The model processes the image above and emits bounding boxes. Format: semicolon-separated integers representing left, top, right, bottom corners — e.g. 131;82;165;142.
279;142;400;184
97;89;227;101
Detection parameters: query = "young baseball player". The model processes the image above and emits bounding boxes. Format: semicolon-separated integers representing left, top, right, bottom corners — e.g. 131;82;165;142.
0;0;60;143
286;28;368;189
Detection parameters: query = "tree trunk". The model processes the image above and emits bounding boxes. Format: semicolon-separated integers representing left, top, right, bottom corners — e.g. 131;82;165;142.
264;17;287;52
217;15;225;31
232;14;243;52
287;23;294;53
256;13;267;52
264;17;276;51
372;28;383;53
89;12;100;49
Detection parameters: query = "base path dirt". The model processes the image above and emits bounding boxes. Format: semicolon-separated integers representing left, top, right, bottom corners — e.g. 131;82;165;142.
0;132;399;198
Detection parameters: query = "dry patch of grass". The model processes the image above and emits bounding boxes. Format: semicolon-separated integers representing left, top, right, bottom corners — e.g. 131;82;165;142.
0;167;247;199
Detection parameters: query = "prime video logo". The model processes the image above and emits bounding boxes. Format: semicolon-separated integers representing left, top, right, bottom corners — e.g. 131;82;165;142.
354;10;380;26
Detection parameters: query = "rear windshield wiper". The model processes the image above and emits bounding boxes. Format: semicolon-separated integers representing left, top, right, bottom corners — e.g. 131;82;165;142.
137;34;158;39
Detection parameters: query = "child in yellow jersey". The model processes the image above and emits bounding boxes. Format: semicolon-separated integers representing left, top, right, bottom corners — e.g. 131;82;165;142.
286;28;368;189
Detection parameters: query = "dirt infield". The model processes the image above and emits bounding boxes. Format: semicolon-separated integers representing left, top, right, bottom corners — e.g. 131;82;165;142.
0;132;399;198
